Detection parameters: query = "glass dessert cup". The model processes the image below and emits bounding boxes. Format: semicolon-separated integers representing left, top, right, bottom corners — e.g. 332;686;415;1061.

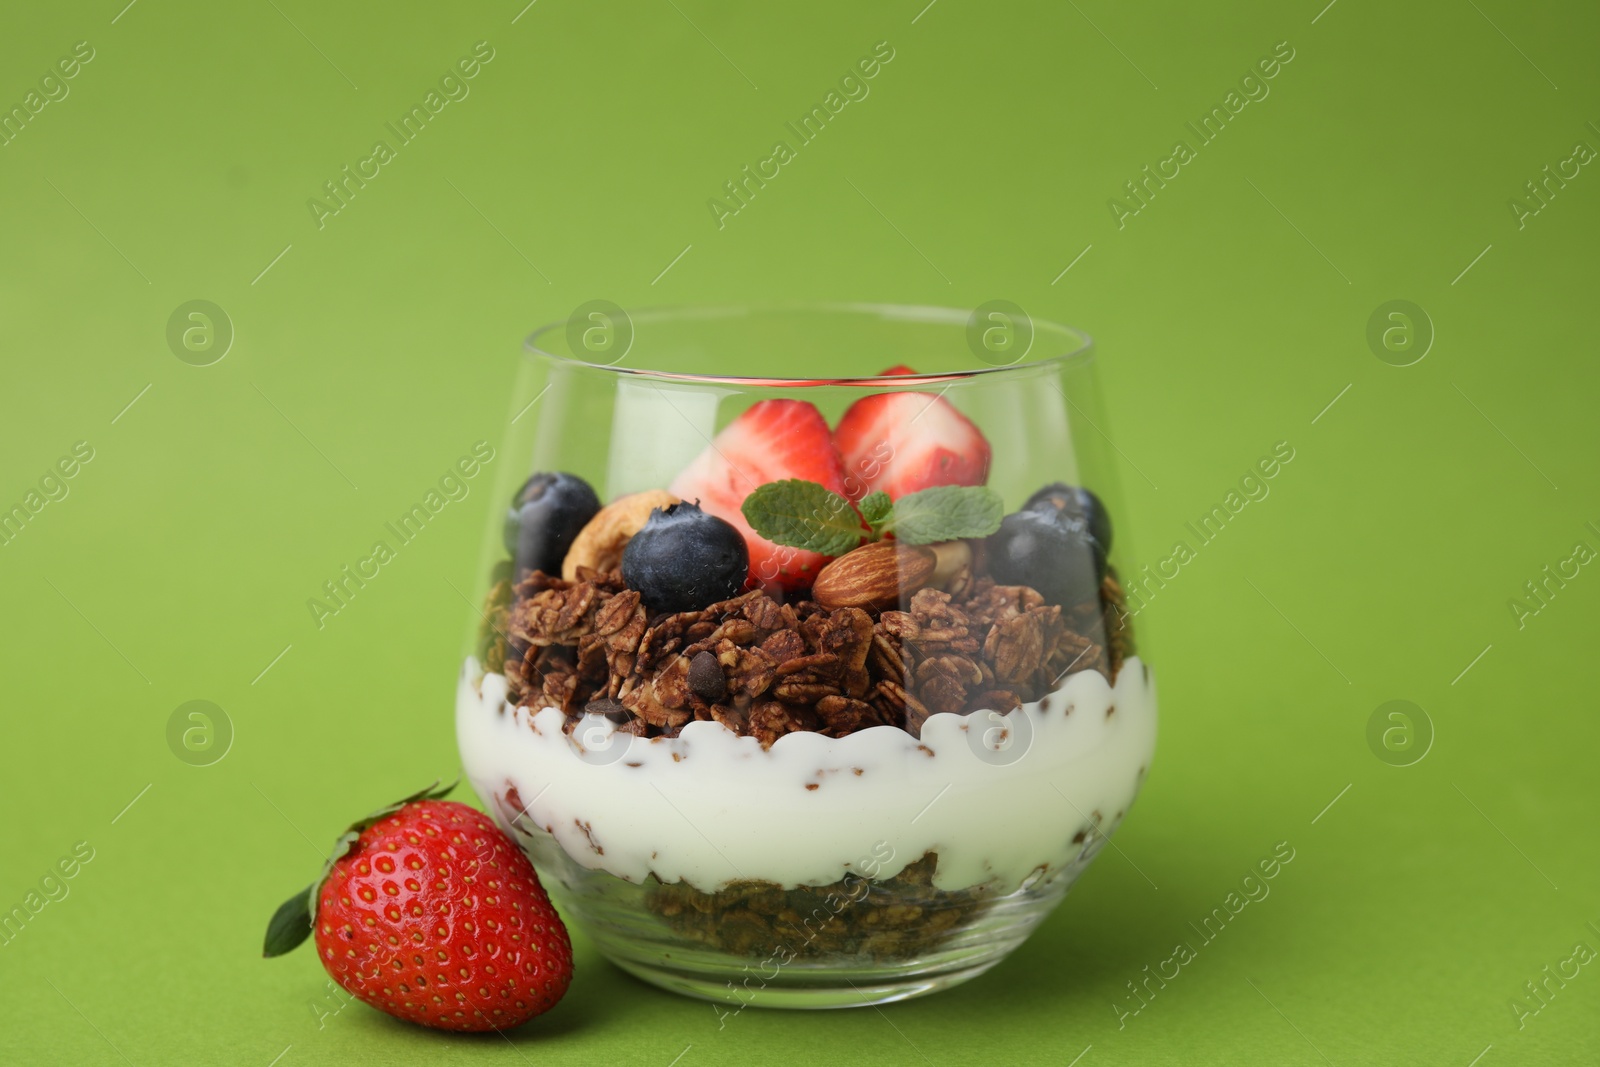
457;304;1156;1009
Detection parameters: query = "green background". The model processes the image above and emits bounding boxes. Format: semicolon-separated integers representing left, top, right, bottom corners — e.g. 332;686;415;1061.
3;0;1597;1063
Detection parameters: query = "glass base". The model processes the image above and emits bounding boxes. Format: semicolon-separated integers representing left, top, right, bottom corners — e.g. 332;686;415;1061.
609;955;1005;1009
495;810;1105;1010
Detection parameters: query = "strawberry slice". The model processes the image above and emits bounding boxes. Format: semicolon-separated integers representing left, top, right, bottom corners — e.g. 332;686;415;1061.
834;383;991;502
669;399;850;591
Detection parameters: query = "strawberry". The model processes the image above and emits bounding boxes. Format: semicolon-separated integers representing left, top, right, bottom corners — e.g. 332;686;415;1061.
834;375;992;502
264;783;572;1033
669;398;850;590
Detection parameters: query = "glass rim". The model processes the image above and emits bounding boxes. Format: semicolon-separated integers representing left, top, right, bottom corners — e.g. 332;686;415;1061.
521;302;1095;386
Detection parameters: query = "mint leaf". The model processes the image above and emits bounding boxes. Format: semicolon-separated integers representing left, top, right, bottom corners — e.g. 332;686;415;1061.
886;486;1004;544
859;491;894;538
741;480;863;555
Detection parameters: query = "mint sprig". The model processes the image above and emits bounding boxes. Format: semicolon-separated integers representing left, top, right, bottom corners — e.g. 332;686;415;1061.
742;480;1003;553
739;480;864;556
883;485;1004;544
859;491;894;538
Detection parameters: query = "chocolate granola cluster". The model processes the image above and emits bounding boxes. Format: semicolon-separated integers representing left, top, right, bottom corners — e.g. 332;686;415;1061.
647;853;986;959
480;562;1135;745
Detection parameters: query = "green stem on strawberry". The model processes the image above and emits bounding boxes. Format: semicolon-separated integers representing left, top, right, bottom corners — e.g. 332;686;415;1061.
262;778;458;958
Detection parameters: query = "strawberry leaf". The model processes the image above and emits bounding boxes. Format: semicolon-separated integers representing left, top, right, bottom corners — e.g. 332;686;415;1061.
341;778;458;837
740;480;863;556
263;884;315;957
858;491;894;538
884;486;1004;544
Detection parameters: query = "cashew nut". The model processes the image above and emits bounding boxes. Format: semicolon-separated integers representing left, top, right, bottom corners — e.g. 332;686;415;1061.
561;490;681;580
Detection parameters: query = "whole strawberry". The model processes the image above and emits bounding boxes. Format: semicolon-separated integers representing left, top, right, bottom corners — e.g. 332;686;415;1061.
264;782;572;1032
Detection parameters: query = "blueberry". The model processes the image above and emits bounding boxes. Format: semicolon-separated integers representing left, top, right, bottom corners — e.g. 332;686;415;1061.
986;506;1106;608
621;501;749;614
504;472;601;576
1023;482;1112;553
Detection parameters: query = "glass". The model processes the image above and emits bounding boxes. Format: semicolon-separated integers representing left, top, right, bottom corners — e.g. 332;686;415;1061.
456;304;1156;1008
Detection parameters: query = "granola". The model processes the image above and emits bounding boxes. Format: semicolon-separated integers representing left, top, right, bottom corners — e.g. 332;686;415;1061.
485;560;1131;744
645;852;988;959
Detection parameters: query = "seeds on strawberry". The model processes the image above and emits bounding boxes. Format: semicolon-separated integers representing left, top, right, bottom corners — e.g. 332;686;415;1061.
264;789;572;1033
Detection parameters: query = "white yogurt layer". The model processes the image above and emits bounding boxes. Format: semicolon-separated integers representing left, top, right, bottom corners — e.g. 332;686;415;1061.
457;655;1156;894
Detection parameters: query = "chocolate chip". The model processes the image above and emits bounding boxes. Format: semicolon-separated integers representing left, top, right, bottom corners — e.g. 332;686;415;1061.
687;650;727;702
584;697;630;723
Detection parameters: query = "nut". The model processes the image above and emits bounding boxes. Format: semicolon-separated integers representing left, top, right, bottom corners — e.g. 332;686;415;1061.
562;490;680;580
926;540;973;593
812;541;937;611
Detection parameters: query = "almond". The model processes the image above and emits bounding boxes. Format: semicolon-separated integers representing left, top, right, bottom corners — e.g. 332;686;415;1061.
562;490;680;580
812;541;937;611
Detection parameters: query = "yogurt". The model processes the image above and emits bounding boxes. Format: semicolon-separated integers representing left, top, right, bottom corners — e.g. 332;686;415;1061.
457;655;1156;895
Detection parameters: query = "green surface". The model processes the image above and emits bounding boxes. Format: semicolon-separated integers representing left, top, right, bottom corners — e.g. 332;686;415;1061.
2;0;1598;1063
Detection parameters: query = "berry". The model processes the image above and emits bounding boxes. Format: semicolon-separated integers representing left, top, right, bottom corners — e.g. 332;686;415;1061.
876;364;917;376
504;472;600;576
621;501;749;613
986;506;1105;608
1023;482;1113;553
668;399;850;590
265;794;572;1032
833;388;991;502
